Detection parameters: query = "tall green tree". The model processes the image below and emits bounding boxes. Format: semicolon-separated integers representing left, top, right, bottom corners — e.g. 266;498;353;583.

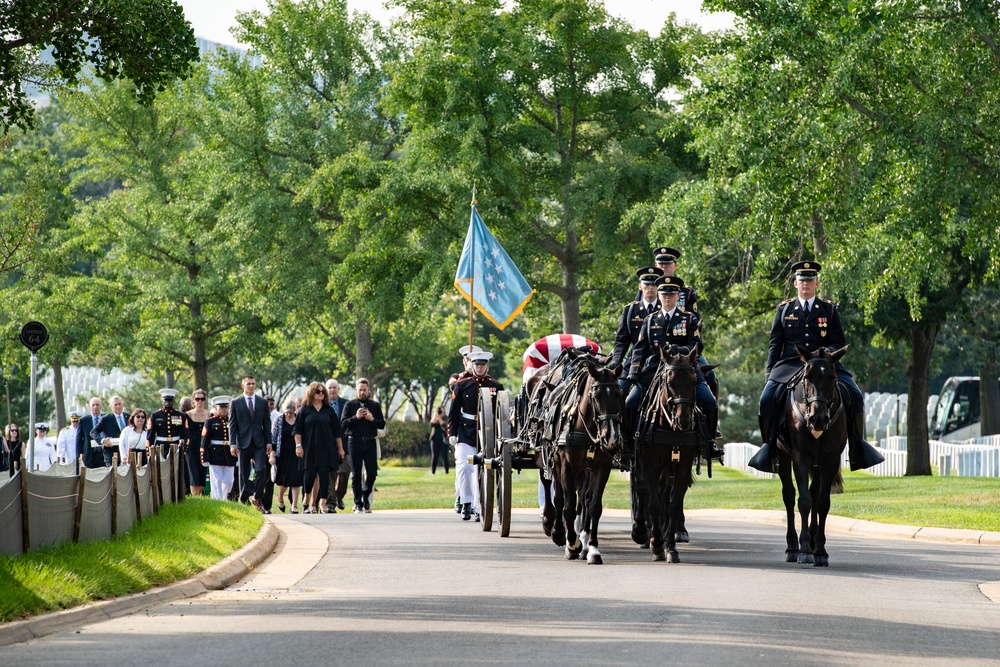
0;0;198;133
678;0;1000;473
387;0;696;334
60;69;269;390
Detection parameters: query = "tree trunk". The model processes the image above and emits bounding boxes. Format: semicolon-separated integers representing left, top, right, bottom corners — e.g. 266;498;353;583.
52;363;66;430
905;324;937;476
980;351;1000;437
355;318;373;380
191;336;208;391
560;230;581;334
164;369;175;388
809;211;828;258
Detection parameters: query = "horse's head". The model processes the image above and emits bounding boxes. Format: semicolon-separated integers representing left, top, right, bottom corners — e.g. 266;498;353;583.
655;345;699;431
795;344;849;433
580;361;624;448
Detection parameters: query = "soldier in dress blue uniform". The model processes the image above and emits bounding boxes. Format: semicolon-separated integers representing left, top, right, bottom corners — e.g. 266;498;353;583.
201;396;237;500
750;261;884;472
147;388;190;460
448;350;504;522
625;276;718;440
610;266;663;387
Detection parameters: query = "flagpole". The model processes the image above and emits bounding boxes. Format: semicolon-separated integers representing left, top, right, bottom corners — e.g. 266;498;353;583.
468;186;477;349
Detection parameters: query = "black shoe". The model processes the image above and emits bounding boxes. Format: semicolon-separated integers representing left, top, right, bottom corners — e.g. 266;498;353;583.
325;506;336;514
462;502;471;520
337;499;345;510
455;497;462;514
363;495;372;513
849;438;885;471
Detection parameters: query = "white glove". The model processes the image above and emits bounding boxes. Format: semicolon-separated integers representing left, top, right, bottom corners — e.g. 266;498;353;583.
449;436;458;446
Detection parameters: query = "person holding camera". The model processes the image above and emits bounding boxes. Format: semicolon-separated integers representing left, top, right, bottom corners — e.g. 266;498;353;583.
340;378;385;514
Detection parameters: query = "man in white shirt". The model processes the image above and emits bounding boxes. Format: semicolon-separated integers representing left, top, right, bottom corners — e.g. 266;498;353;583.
57;411;81;463
32;423;57;472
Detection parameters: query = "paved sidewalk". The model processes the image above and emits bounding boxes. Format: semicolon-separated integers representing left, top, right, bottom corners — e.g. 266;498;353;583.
2;507;997;647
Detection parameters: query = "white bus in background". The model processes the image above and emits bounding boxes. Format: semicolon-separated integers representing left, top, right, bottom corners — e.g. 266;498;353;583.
930;376;1000;442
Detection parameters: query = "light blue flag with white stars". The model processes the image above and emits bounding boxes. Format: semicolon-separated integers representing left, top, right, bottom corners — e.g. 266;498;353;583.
455;203;535;329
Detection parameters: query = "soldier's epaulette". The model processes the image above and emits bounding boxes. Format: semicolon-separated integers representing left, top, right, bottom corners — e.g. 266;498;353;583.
779;298;794;306
819;296;834;305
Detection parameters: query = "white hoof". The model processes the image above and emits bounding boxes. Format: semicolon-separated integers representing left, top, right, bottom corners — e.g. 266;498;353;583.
587;546;603;565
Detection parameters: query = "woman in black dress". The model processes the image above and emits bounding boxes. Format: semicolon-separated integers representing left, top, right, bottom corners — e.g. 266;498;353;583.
429;407;449;474
3;424;22;474
272;398;304;513
185;389;211;496
294;382;344;514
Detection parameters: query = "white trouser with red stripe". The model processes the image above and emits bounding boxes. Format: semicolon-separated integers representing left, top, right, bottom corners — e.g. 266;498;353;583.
454;442;480;512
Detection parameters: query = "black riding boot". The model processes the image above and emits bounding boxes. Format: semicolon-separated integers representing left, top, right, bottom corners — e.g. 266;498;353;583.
749;412;777;473
462;502;472;521
848;413;885;471
705;409;724;462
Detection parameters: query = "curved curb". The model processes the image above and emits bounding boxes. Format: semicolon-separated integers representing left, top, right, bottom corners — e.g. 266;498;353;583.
0;518;278;648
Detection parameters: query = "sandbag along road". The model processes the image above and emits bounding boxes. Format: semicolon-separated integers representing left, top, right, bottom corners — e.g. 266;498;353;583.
5;508;1000;666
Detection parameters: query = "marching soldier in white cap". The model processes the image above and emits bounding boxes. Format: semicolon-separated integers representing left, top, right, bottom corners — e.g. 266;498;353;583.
147;388;190;465
57;411;82;463
451;344;481;512
201;396;237;500
448;350;503;521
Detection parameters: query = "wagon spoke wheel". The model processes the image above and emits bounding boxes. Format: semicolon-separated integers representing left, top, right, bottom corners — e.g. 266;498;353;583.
478;388;495;531
496;391;513;537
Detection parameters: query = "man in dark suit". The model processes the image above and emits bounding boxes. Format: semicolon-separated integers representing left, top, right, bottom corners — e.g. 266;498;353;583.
76;396;105;469
228;374;272;512
92;395;127;467
326;378;350;511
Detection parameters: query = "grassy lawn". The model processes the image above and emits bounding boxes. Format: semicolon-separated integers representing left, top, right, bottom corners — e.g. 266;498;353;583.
375;462;1000;532
0;498;262;623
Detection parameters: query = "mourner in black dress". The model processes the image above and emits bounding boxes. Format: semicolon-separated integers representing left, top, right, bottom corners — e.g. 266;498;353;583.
295;382;344;514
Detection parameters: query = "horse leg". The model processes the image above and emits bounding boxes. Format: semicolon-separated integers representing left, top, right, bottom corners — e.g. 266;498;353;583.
550;456;567;547
643;454;667;561
630;468;649;547
777;451;798;562
792;461;814;564
586;459;611;565
664;453;694;563
563;454;583;560
812;464;836;567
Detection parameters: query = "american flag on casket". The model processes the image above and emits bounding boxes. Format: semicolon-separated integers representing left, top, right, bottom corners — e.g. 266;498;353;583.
522;334;602;384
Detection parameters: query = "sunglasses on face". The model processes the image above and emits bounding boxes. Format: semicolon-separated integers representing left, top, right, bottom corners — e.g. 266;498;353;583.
194;397;206;401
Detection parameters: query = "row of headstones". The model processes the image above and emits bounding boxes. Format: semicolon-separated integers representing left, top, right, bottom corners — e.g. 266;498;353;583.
726;438;997;478
864;392;939;441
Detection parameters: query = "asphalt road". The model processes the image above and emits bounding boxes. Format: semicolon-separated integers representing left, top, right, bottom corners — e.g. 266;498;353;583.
6;508;1000;666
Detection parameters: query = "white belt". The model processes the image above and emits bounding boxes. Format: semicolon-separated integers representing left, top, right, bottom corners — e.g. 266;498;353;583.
461;411;475;420
209;440;228;446
155;436;180;443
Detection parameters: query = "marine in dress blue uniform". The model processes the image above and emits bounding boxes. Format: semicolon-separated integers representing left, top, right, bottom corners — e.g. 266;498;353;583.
750;261;884;472
625;276;718;439
448;351;504;522
611;266;663;391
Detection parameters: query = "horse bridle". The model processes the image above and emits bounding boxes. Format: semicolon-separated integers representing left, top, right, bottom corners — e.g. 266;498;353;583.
579;378;621;446
658;364;698;431
792;361;844;432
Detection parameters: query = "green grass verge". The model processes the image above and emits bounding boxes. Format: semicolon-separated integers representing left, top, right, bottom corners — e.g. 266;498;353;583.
374;462;1000;532
0;497;263;623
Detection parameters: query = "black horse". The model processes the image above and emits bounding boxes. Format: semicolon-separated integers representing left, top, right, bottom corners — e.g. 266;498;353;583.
534;355;623;563
776;344;850;567
634;346;707;563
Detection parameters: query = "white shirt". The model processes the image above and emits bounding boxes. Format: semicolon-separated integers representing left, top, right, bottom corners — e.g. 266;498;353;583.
118;426;148;461
57;425;78;462
660;307;677;320
799;297;815;311
32;438;57;472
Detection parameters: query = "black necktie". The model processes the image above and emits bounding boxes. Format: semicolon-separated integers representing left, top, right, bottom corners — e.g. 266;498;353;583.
804;300;811;317
247;396;254;418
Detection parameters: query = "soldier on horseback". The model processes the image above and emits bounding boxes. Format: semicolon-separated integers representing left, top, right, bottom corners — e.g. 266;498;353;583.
750;261;884;473
625;276;719;445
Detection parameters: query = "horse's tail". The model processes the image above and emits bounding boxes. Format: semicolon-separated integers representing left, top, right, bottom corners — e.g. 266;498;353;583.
831;468;844;494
